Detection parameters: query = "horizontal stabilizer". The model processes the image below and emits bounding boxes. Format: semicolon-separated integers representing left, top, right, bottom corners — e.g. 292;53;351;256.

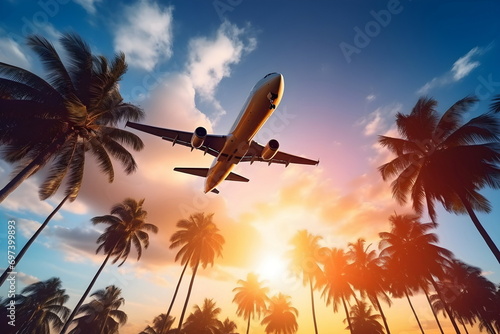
174;167;209;178
174;168;249;182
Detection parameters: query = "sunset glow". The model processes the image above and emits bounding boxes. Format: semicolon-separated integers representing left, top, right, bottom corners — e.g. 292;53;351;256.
0;1;499;334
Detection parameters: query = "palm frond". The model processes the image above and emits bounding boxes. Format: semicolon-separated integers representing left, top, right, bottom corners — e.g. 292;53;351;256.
0;62;61;99
26;35;75;98
89;136;114;182
101;137;138;174
436;96;478;140
443;113;500;146
60;32;93;104
39;135;78;200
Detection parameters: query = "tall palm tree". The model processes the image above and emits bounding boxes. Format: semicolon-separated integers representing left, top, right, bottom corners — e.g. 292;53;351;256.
347;238;392;334
318;247;355;332
287;230;323;334
170;213;225;331
378;213;459;333
233;272;269;334
381;254;425;334
430;259;498;334
61;198;158;334
346;300;385;334
261;293;299;334
69;285;127;334
14;277;70;334
183;298;222;334
139;314;175;334
0;33;144;202
378;96;500;262
217;317;238;334
0;32;144;286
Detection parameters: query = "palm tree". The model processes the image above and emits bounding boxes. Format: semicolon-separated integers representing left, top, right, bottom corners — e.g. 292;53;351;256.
287;230;323;334
217;318;239;334
378;213;459;333
346;300;385;334
378;96;500;262
170;213;225;332
14;277;69;334
431;260;498;334
0;32;144;286
261;293;299;334
233;272;269;334
139;314;175;334
381;253;425;333
61;198;158;334
69;285;127;334
0;32;144;202
347;238;392;334
318;247;355;332
183;298;222;334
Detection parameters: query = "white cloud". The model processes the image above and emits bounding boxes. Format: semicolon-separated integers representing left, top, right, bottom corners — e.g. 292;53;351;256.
366;93;376;102
113;0;174;71
451;47;481;81
73;0;102;14
356;103;402;136
0;37;31;69
186;21;257;123
417;45;490;95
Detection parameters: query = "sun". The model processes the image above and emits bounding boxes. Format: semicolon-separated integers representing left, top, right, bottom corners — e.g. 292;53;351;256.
256;254;288;283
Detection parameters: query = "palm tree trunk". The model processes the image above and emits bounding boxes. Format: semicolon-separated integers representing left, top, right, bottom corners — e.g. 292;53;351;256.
308;277;319;334
176;259;200;331
404;290;425;334
422;283;445;334
60;245;116;334
458;193;500;264
246;314;251;334
458;317;469;334
0;135;66;203
373;295;391;334
0;194;70;286
428;275;461;334
160;260;189;334
342;295;353;333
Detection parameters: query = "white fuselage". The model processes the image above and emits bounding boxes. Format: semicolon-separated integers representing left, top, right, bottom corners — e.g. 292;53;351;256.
205;73;284;193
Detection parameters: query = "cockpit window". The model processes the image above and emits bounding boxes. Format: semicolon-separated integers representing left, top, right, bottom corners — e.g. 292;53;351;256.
264;72;277;78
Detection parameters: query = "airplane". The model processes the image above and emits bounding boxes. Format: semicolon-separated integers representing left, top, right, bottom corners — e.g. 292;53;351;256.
126;72;319;194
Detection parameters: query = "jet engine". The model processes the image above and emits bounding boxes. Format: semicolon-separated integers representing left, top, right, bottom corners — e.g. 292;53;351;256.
261;139;279;161
191;127;207;148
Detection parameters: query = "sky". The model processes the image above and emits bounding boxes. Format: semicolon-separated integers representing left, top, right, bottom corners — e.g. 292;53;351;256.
0;0;499;333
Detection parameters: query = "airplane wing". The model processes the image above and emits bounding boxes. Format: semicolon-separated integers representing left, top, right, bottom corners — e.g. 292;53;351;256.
241;141;319;166
126;122;226;158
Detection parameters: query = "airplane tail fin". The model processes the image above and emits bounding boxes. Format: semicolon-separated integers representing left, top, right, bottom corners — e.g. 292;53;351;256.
173;168;249;182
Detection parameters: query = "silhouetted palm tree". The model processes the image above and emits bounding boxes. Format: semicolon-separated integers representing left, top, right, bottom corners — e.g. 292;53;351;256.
317;247;355;333
347;239;392;334
69;285;127;334
378;96;500;262
287;230;323;334
379;213;459;333
431;260;498;334
61;198;157;334
171;213;225;332
0;32;144;287
217;317;239;334
0;33;144;202
381;253;425;333
233;272;269;334
139;313;175;334
183;298;222;334
346;300;385;334
261;293;298;334
14;277;69;334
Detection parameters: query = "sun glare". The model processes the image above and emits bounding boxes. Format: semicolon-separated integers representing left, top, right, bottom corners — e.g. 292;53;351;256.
256;254;288;283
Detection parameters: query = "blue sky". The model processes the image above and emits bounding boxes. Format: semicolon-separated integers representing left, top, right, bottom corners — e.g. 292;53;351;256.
1;0;499;333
